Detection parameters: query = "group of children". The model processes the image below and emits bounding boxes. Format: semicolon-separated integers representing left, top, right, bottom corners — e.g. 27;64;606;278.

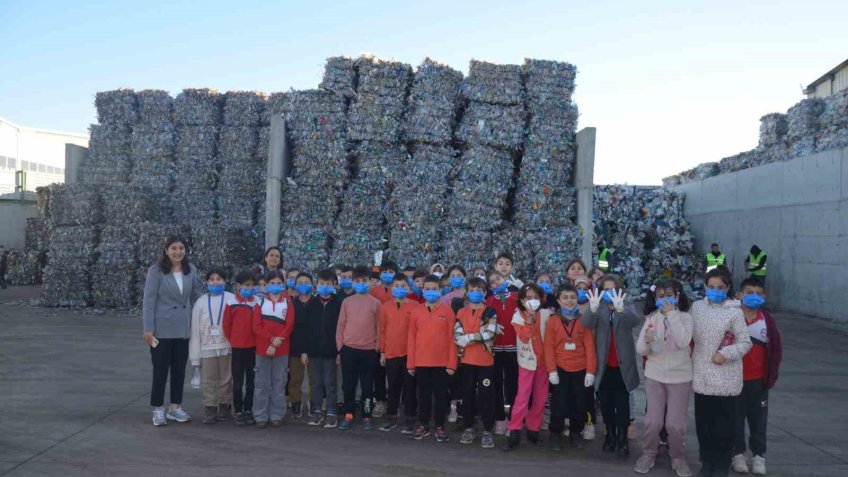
179;248;782;476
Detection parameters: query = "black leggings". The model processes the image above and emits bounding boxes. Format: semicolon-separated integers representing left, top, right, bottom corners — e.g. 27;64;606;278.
599;366;630;429
417;367;449;428
460;364;496;432
231;347;256;413
493;351;518;421
149;338;189;407
695;393;736;470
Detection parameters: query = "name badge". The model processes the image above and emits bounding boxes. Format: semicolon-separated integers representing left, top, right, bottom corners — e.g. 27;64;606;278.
210;328;222;336
564;342;577;351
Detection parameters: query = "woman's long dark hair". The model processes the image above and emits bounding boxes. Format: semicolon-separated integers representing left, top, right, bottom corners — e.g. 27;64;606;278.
263;246;283;270
157;236;190;274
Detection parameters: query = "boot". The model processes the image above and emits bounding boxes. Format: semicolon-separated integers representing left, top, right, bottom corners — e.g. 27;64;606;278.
203;406;218;425
602;423;617;452
527;430;543;447
549;432;562;451
616;425;630;457
501;430;521;451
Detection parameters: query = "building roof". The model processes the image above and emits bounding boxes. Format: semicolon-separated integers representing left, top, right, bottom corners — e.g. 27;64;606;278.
803;58;848;95
0;116;88;140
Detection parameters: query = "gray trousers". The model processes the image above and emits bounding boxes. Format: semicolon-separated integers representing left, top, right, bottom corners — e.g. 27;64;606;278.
253;354;289;422
309;356;338;414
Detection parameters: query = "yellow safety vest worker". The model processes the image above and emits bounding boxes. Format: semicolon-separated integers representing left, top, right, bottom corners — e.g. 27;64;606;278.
598;248;610;272
706;253;726;272
748;251;767;277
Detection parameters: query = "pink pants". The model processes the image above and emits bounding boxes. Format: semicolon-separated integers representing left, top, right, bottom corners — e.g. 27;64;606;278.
508;365;549;432
642;378;691;460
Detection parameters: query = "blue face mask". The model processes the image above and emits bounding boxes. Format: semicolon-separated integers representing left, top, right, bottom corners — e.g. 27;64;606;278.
411;285;423;297
207;283;225;296
493;282;508;295
295;283;313;296
353;282;369;294
286;278;296;289
407;277;414;287
267;284;285;295
577;289;590;304
423;290;442;303
392;287;409;299
380;272;395;286
467;290;485;304
654;296;678;310
561;306;580;316
339;277;353;290
742;293;766;309
238;286;257;299
706;288;728;304
539;282;553;295
317;284;336;296
441;287;452;296
602;290;615;303
449;276;466;289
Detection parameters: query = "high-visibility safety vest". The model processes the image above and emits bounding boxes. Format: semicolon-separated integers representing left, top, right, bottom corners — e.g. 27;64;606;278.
598;248;611;272
706;252;726;272
748;251;767;276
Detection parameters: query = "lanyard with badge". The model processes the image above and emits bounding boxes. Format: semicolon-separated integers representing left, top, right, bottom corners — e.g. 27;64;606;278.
208;294;224;336
563;315;578;351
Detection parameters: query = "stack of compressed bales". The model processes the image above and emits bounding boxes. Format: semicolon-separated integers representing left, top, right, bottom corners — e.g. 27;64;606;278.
817;89;848;152
130;90;177;221
457;61;525;151
320;56;357;98
786;98;825;157
25;217;50;257
82;90;136;186
331;57;412;265
172;88;222;227
5;250;41;285
402;58;463;144
192;225;256;279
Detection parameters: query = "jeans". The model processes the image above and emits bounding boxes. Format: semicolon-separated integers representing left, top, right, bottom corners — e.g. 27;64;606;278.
308;356;338;415
149;338;189;407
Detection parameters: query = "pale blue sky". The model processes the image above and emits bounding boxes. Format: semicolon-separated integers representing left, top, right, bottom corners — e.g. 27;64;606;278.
1;0;845;184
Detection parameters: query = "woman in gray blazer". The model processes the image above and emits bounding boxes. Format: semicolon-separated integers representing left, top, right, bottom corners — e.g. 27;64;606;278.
583;273;643;457
143;236;203;426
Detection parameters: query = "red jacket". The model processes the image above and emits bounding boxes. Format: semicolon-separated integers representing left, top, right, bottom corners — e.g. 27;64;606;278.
487;291;518;350
252;293;295;357
223;295;257;348
759;309;783;390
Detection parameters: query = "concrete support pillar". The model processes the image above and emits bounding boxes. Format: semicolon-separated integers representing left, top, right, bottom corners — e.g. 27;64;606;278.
265;115;286;249
575;127;596;269
64;144;87;184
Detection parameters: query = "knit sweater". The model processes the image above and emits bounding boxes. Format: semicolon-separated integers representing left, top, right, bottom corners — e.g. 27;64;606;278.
189;292;235;366
636;309;694;384
690;299;752;396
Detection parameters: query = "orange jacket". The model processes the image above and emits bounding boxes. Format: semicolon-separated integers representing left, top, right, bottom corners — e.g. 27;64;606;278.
455;305;497;366
407;303;457;370
513;309;545;368
370;286;393;304
544;313;597;374
379;299;418;359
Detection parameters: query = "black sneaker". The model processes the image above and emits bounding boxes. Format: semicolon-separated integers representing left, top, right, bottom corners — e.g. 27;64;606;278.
411;425;430;440
234;412;246;426
435;427;450;443
380;416;398;432
244;411;256;426
401;420;416;434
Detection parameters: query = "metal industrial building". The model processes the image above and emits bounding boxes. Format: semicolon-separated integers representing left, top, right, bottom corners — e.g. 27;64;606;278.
804;57;848;99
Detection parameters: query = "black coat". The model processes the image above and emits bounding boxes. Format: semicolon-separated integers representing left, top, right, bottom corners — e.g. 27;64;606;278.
305;294;344;358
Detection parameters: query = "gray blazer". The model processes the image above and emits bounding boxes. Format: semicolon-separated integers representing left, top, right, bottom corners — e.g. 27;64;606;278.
583;304;643;392
142;263;202;339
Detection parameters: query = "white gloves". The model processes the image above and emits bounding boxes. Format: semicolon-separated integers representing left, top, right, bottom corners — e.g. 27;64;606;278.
612;289;627;313
549;371;560;385
584;373;595;388
588;289;602;313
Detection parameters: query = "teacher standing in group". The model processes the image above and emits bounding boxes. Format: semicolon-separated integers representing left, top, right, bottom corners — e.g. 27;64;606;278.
142;235;203;426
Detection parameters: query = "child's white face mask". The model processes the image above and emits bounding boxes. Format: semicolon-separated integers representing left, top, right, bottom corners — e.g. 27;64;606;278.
525;299;541;311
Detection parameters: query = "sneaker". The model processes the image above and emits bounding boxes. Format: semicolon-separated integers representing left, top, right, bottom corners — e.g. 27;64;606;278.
203;406;218;425
338;413;354;431
583;423;596;441
672;458;693;477
290;401;303;419
751;456;766;475
628;421;637;440
166;407;191;423
448;402;458;423
481;431;495;449
380;416;398;432
152;408;167;426
401;420;416;434
460;428;475;444
372;401;386;418
244;411;256;426
255;420;268;429
634;454;656;474
217;404;232;422
324;414;338;429
234;412;246;426
362;417;375;431
308;412;324;426
270;420;283;427
411;425;430;440
494;420;508;436
732;454;749;474
435;426;450;443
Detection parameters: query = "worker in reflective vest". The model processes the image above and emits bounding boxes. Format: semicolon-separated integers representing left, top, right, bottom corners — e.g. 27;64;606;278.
705;243;726;273
597;245;612;273
745;245;768;281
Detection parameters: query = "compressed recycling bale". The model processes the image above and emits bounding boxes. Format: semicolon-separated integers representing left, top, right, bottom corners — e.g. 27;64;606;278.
136;223;192;267
355;56;412;99
403;58;463;144
5;250;42;285
47;184;103;226
100;185;156;224
523;59;577;105
47;225;100;267
41;265;91;307
97;225;139;264
816;128;848;152
789;136;817;158
717;149;763;174
95;89;137;125
136;89;174;127
347;94;406;142
329;228;388;266
192;224;255;276
786;98;825;140
265;90;347;138
444;146;514;230
758;113;788;148
320;56;357;97
457;101;526;150
351;140;407;186
36;186;50;219
281;183;340;227
280;226;330;271
25;217;50;253
217;126;259;162
223;91;267;127
526;103;579;148
83;123;133;185
92;264;138;308
440;228;494;269
288;137;349;188
460;60;524;105
176;125;219;160
174;88;223;126
172;187;218;227
513;183;576;228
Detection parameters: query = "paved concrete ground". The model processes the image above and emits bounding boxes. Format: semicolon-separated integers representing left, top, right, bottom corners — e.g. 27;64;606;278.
1;285;846;476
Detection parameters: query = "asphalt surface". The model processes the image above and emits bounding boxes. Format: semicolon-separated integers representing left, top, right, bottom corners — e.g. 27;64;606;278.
1;285;846;476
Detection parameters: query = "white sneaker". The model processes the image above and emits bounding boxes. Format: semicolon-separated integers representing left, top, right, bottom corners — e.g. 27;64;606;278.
166;407;191;423
152;408;167;426
448;402;458;423
494;420;508;435
582;423;596;440
372;401;386;418
732;454;749;474
751;456;766;475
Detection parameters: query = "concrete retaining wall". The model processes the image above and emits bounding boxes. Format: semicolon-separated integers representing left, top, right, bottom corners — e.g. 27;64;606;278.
674;147;848;325
0;200;38;249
